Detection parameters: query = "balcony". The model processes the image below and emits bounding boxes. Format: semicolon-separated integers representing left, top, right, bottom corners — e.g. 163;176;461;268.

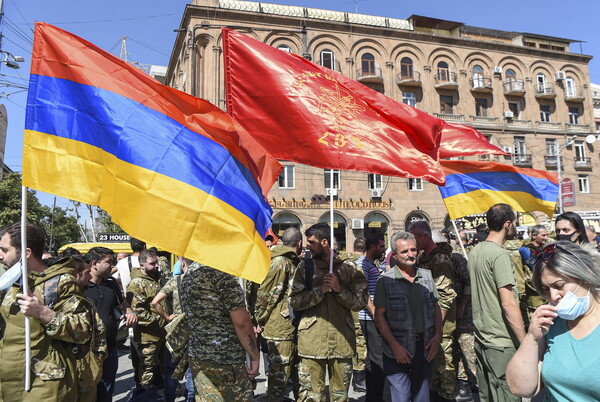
434;71;458;90
537;121;562;130
535;83;556;99
574;157;592;170
503;79;525;96
469;75;493;93
434;113;465;123
565;86;586;102
357;67;383;83
513;154;533;167
544;155;562;170
566;123;590;132
316;59;342;73
470;116;498;125
396;71;421;87
507;119;532;128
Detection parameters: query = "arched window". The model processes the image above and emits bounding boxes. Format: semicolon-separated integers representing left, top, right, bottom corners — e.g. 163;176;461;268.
272;213;301;237
506;69;516;79
472;65;484;87
400;57;413;80
277;44;292;53
318;213;347;250
320;49;335;70
565;76;576;97
361;53;375;74
536;73;547;94
437;61;450;81
364;212;389;244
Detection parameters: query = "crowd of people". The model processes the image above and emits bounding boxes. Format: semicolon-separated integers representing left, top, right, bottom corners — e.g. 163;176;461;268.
0;204;599;402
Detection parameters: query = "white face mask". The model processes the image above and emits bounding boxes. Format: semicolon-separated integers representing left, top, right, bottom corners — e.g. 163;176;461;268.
554;284;591;320
0;260;23;291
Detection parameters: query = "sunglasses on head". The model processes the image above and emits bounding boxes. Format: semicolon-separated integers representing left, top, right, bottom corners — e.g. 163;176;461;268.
530;243;560;267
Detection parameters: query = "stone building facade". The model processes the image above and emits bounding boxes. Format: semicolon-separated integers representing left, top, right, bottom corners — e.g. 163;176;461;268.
166;0;597;248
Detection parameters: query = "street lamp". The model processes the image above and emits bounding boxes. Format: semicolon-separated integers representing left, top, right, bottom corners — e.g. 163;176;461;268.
555;134;598;213
0;51;24;69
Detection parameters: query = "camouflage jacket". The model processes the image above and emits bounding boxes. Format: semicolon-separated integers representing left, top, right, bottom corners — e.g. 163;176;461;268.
159;275;185;316
76;301;107;393
126;268;166;343
0;258;93;401
418;245;457;334
289;256;368;359
255;245;299;340
181;263;247;365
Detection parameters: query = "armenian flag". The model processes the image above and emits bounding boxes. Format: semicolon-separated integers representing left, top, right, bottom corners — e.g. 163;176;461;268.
23;22;281;282
439;160;559;220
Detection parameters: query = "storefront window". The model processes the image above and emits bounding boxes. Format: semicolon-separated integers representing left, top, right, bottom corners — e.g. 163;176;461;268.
272;213;301;237
319;212;347;250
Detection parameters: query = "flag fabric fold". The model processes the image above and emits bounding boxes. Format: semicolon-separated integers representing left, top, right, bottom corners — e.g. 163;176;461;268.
23;22;281;283
440;123;508;159
222;28;447;186
439;160;559;220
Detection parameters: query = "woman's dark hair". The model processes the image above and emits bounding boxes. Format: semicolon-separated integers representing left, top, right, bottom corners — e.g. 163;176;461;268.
556;211;589;244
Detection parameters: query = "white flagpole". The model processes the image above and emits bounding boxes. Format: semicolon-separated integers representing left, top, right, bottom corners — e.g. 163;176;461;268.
329;171;334;273
21;186;31;391
451;219;468;259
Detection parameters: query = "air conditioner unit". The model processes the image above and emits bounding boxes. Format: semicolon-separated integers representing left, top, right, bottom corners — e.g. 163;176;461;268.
370;189;383;198
351;219;364;230
555;71;566;81
503;110;514;119
502;146;513;154
493;66;503;74
326;188;338;196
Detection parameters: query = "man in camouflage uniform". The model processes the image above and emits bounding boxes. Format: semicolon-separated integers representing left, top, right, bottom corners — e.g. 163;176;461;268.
255;227;303;401
126;248;166;393
182;263;259;401
0;222;93;401
289;223;369;401
517;224;548;324
410;221;457;402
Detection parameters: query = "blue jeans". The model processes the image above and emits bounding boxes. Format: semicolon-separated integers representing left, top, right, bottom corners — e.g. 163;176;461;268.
164;348;178;400
185;368;194;398
383;338;432;402
97;346;119;402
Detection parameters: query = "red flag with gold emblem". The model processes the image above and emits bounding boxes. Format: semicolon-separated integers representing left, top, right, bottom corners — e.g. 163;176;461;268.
222;28;447;186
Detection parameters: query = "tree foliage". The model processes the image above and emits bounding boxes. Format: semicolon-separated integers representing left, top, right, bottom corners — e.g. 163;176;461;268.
95;207;124;233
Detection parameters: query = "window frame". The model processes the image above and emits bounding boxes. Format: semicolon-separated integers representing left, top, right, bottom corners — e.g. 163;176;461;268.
578;175;590;193
440;95;453;114
368;173;383;190
408;178;423;191
540;104;551;122
361;53;376;74
569;106;580;125
278;165;295;189
324;169;341;190
400;57;414;79
320;49;335;70
475;98;488;117
402;91;417;107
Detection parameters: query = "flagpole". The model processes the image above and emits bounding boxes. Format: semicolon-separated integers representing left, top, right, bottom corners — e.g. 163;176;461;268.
451;219;468;259
329;171;334;273
21;186;31;391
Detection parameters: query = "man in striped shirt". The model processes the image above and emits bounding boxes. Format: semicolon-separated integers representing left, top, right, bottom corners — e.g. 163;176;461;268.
359;232;387;401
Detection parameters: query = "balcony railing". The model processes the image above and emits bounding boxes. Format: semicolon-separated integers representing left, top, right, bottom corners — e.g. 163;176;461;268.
566;123;590;132
544;155;562;169
565;86;586;102
434;113;464;122
434;71;458;89
507;119;532;128
537;121;562;130
535;83;556;98
357;67;383;82
574;157;592;169
471;116;498;125
316;59;342;72
503;79;525;95
469;75;493;92
396;71;421;87
513;154;533;167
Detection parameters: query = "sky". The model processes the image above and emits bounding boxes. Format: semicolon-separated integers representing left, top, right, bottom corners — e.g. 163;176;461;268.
2;0;600;212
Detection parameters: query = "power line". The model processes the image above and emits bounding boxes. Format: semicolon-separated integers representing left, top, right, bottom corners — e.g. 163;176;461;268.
15;13;180;26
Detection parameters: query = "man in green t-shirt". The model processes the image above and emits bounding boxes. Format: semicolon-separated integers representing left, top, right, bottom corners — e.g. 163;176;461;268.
467;204;526;402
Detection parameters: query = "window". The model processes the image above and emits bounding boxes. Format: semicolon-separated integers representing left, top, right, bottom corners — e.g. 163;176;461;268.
514;136;527;160
440;95;453;114
408;178;423;191
505;69;523;92
361;53;375;74
272;213;301;236
536;73;547;93
324;169;340;189
400;57;414;79
278;165;295;189
403;92;417;107
508;102;520;119
540;105;551;122
569;107;580;125
575;141;586;162
565;76;576;97
437;61;450;81
578;175;590;193
277;44;292;53
472;65;484;87
546;139;556;156
320;49;335;70
475;98;488;117
368;174;383;190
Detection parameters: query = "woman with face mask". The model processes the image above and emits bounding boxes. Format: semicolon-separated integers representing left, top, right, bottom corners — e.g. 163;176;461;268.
506;241;600;400
554;211;589;244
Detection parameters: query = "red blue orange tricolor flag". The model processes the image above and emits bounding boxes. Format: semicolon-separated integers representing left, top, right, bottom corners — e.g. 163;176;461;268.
439;160;559;220
23;22;281;282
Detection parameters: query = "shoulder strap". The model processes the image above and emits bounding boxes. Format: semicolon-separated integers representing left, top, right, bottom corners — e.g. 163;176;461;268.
176;275;182;307
43;274;62;309
304;254;314;291
127;256;133;272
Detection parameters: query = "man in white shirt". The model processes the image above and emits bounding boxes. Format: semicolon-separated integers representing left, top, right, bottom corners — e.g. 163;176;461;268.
113;237;146;294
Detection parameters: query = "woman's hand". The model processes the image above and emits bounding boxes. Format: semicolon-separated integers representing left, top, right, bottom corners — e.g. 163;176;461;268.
527;304;557;342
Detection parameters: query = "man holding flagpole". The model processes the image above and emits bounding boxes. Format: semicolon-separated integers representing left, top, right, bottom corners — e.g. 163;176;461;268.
0;222;93;401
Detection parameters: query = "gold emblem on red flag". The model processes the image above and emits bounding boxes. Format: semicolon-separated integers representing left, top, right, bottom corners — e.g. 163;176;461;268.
317;83;365;132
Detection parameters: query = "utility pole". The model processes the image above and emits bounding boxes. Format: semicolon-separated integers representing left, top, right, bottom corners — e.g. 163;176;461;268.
49;196;56;251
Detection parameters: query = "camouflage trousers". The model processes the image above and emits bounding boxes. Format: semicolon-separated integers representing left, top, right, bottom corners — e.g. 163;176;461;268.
137;341;164;387
454;329;477;383
298;357;352;402
266;339;299;401
190;359;253;402
431;333;457;400
352;311;366;371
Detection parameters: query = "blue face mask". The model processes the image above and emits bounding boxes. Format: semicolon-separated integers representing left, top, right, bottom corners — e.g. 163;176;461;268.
0;260;23;291
554;284;590;320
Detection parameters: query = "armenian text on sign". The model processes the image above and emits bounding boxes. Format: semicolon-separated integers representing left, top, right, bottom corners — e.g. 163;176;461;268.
270;198;393;210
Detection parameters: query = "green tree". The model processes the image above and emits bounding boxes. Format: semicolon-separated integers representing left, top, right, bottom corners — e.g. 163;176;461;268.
39;205;82;252
95;207;124;233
